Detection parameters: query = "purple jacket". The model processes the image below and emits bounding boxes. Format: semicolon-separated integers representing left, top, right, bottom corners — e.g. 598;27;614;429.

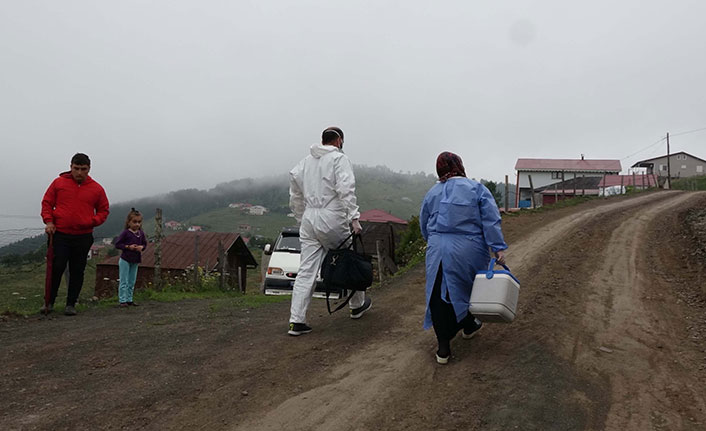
114;229;148;264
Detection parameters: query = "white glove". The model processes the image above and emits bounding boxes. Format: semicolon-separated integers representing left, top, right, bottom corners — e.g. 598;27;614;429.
351;219;362;234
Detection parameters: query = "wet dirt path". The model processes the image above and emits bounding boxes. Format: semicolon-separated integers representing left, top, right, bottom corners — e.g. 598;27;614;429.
234;191;700;431
2;191;705;431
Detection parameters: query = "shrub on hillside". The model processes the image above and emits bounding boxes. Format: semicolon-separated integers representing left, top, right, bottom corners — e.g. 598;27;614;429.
396;216;426;266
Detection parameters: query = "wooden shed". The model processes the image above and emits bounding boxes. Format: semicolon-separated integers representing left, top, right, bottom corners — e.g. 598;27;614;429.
359;209;409;273
95;231;257;297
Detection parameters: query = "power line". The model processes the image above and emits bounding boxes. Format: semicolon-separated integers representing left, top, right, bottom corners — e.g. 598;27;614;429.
670;126;706;137
621;137;666;160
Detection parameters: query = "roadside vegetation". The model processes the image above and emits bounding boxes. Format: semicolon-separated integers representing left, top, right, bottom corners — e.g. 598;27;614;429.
671;175;706;191
0;247;272;317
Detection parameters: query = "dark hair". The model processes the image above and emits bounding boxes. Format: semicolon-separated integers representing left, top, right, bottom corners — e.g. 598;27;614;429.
321;127;344;145
125;208;142;229
71;153;91;166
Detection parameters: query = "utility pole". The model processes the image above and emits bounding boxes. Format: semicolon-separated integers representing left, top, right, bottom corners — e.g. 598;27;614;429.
666;132;671;189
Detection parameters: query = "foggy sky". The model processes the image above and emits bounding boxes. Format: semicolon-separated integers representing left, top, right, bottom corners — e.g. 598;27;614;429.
2;0;705;217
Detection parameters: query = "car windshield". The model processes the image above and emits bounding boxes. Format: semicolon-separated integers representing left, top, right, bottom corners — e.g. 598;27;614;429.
274;235;301;252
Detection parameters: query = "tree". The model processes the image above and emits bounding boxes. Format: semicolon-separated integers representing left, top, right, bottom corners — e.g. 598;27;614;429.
482;180;502;207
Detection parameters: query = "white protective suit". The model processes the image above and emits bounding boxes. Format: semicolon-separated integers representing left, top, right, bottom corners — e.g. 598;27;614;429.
288;143;364;324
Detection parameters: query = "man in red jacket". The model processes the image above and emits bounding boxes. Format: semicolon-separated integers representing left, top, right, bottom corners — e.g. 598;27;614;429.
41;153;110;315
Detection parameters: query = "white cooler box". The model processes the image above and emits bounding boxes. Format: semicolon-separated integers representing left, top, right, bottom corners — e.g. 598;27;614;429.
469;258;520;323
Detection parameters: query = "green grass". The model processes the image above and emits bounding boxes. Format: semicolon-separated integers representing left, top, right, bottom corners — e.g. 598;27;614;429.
0;259;98;316
672;175;706;191
186;208;295;240
0;247;272;316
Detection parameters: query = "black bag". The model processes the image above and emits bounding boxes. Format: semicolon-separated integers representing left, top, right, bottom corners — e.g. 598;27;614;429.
321;233;373;314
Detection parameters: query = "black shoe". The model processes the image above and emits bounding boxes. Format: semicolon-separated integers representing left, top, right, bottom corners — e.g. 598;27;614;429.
462;320;483;339
64;305;77;316
288;323;312;336
128;302;139;307
350;296;372;319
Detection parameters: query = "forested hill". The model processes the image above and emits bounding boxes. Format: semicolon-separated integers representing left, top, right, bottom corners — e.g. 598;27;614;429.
0;165;515;257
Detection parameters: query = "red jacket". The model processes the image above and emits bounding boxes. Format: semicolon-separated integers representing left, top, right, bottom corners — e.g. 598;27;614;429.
41;172;110;235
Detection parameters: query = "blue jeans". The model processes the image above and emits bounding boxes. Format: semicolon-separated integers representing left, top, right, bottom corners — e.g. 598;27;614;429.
118;258;139;303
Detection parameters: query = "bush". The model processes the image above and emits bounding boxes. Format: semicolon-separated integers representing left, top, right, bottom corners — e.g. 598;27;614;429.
396;216;426;266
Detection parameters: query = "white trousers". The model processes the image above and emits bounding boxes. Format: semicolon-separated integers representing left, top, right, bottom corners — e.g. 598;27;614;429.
289;214;365;324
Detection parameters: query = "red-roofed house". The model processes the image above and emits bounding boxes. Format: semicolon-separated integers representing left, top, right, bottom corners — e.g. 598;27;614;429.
515;157;621;207
359;209;409;225
94;231;257;297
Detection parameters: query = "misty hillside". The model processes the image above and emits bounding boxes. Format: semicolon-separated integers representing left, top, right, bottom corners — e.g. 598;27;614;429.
0;166;516;256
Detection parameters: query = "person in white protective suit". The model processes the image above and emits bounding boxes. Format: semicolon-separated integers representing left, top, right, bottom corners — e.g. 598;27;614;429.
287;126;373;336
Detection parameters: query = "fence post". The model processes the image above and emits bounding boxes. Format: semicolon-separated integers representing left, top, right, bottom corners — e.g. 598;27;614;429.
238;266;244;293
193;233;200;286
573;173;577;197
602;171;607;198
376;240;384;283
620;174;624;194
561;170;565;199
582;174;585;196
218;240;226;290
632;171;636;192
504;174;509;212
154;208;162;289
528;174;537;209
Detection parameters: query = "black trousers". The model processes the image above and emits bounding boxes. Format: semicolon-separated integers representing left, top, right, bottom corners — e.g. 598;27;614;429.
429;263;476;342
49;232;93;306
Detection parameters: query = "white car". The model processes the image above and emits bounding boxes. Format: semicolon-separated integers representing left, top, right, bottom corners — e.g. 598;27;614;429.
263;227;339;299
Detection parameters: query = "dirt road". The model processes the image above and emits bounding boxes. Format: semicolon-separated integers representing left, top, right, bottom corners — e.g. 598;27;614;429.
2;191;705;430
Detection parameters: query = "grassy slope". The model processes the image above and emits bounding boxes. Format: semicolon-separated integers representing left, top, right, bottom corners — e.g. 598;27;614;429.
1;167;436;315
671;175;706;191
0;260;97;315
186;209;294;240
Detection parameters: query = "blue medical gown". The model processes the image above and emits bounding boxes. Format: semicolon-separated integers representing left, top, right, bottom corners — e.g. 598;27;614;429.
420;177;508;329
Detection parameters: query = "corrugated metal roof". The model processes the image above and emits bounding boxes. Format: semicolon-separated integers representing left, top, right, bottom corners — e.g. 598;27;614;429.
598;174;658;188
359;209;408;225
515;158;621;172
98;231;256;270
534;174;658;192
632;151;706;166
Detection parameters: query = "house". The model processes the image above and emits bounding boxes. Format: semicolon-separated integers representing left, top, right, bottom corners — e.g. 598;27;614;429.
358;209;409;272
188;225;202;232
88;244;106;260
533;173;657;205
247;205;268;216
515;157;621;207
164;220;182;230
632;152;706;179
228;202;250;209
95;231;257;297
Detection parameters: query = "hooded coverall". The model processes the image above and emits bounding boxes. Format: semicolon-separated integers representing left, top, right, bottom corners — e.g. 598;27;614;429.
289;143;364;324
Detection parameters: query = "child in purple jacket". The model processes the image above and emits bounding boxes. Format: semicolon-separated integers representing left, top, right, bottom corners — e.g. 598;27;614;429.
114;209;147;307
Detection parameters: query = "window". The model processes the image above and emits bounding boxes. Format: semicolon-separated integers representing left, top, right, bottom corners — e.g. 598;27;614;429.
681;165;687;169
551;172;562;179
676;154;687;160
697;165;704;173
660;164;667;171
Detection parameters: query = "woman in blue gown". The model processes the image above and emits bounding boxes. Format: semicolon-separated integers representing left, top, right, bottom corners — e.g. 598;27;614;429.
420;152;508;364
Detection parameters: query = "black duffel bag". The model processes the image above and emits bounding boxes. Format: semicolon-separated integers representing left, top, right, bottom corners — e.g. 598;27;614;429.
321;233;373;314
